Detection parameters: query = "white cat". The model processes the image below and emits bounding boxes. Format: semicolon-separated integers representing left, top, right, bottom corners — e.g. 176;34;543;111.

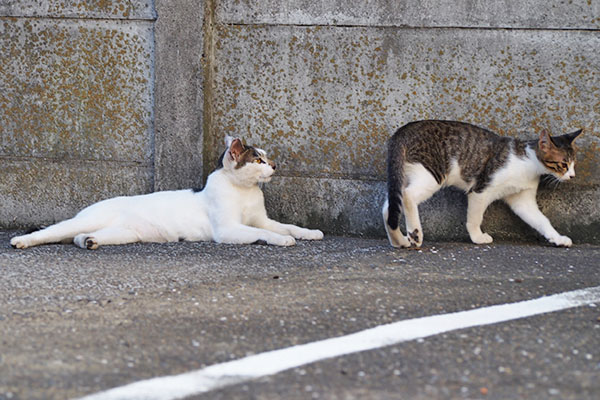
11;137;323;249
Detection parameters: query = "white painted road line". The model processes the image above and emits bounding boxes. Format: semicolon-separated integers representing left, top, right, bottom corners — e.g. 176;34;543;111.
78;285;600;400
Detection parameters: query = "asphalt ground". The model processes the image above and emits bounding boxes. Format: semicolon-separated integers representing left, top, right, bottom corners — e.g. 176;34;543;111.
0;230;599;400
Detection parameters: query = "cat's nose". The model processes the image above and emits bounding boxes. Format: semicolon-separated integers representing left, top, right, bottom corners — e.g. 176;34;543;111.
562;172;574;181
270;162;276;170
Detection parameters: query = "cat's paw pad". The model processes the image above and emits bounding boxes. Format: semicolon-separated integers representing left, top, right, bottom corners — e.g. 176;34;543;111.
74;234;98;250
408;229;423;247
85;237;99;250
550;235;572;248
10;236;29;249
471;232;493;245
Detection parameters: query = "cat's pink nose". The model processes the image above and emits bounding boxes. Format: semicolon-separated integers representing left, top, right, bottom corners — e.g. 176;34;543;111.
270;161;276;170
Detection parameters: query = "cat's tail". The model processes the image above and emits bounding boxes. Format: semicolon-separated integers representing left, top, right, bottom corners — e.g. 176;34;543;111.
386;135;404;230
383;134;411;248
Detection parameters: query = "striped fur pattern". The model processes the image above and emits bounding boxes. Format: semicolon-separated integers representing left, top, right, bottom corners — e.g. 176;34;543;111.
383;120;582;248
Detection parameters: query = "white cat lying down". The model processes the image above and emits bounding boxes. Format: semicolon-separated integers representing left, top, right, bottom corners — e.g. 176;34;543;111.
11;137;323;249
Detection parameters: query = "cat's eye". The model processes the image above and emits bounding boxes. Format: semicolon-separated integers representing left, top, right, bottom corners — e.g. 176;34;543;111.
254;159;264;164
560;162;568;169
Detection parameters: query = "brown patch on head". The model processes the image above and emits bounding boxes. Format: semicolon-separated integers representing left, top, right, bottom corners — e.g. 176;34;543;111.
234;146;256;169
537;129;577;176
229;139;245;162
230;142;273;169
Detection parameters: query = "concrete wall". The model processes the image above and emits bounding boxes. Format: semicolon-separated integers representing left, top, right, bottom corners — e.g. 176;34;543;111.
206;0;600;243
0;1;156;227
2;1;599;244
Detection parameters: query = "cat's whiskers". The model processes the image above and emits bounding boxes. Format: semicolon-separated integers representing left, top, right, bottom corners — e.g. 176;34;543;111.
541;174;560;190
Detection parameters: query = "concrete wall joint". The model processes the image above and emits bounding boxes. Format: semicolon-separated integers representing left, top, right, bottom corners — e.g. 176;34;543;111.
219;22;600;33
201;0;217;182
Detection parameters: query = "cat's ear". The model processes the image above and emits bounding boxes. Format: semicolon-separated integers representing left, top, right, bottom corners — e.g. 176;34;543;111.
229;138;244;161
564;129;583;144
538;129;556;153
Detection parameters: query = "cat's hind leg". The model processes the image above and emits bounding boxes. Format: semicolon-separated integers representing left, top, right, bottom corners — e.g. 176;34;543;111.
382;200;411;248
74;227;141;250
466;192;494;244
10;217;103;249
402;164;441;247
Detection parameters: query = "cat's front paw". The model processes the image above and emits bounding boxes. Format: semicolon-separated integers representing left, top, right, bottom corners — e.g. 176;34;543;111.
471;232;493;245
10;235;29;249
298;229;324;241
550;235;572;248
271;234;296;247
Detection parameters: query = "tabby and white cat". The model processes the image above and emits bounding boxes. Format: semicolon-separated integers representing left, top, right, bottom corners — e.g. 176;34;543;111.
382;120;582;248
11;137;323;249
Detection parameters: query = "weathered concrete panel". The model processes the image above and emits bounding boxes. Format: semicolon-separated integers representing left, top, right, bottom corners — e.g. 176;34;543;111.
216;0;600;29
208;25;600;185
1;159;152;228
0;18;154;162
264;177;600;244
154;0;205;191
0;6;155;229
0;0;155;19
